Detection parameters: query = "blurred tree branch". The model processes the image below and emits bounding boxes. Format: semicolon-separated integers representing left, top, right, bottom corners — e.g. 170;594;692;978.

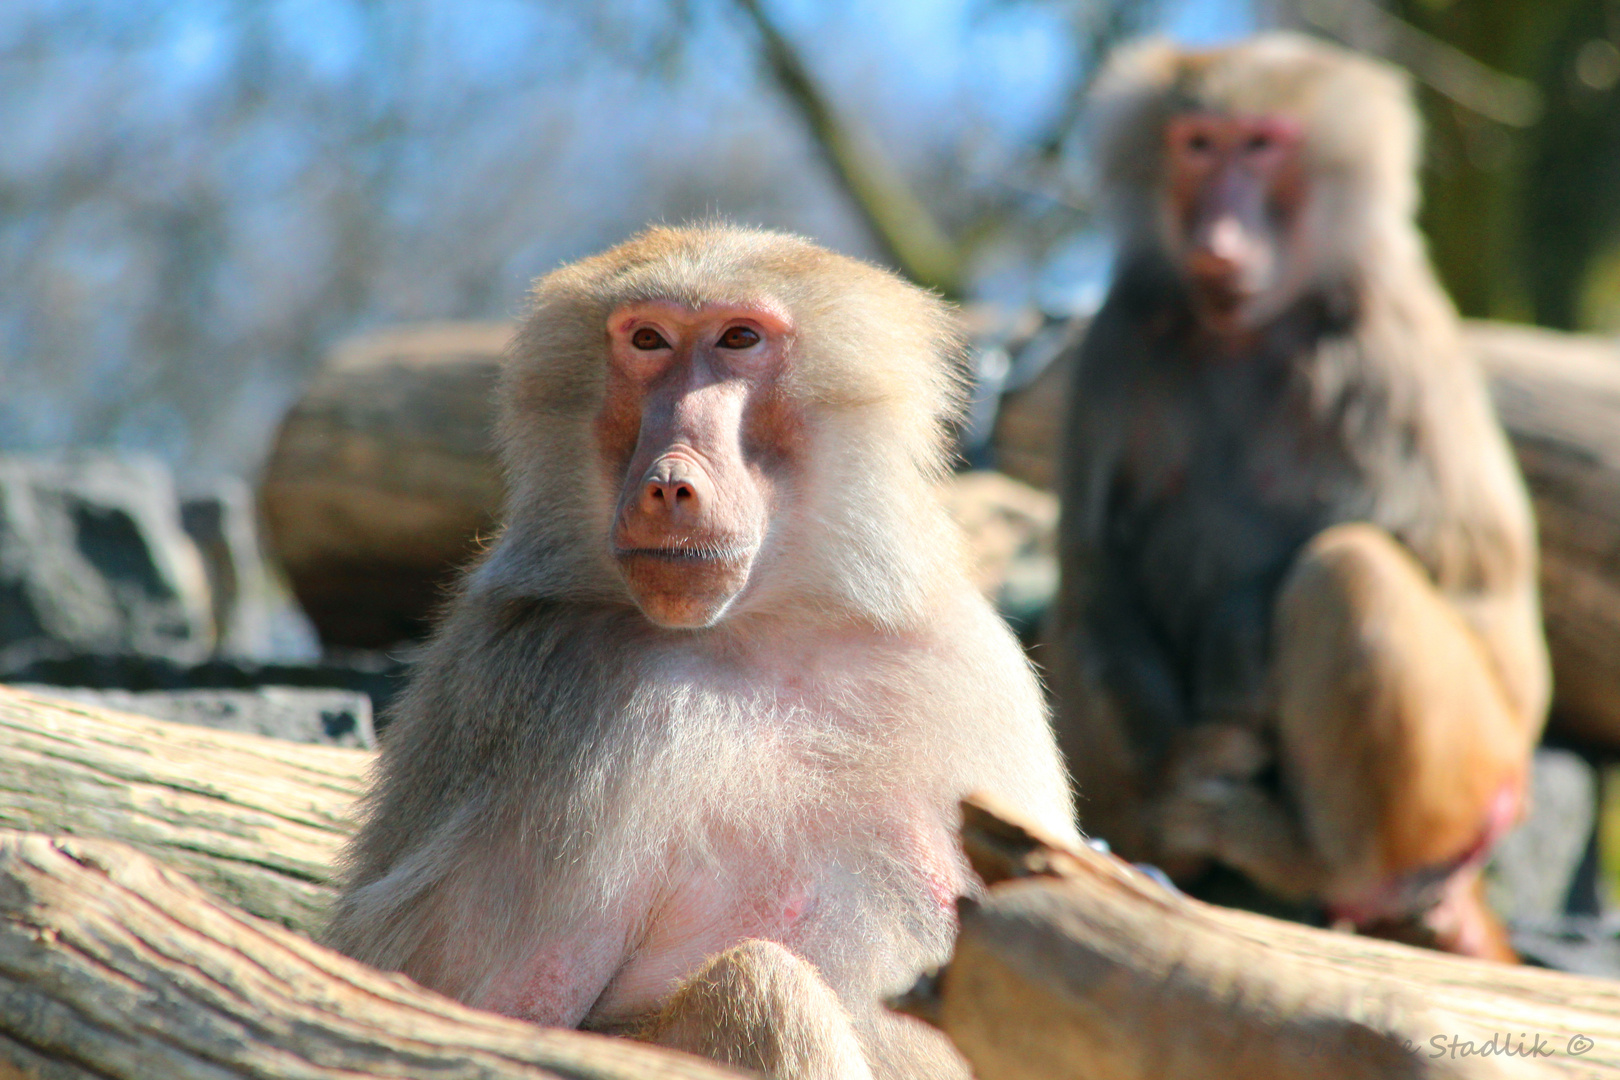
1294;0;1542;127
729;0;964;296
729;0;1157;300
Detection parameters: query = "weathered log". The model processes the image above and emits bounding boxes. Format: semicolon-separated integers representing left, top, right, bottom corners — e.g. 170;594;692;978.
0;683;361;935
0;828;741;1080
9;689;1620;1075
258;321;511;648
993;319;1620;746
895;798;1620;1080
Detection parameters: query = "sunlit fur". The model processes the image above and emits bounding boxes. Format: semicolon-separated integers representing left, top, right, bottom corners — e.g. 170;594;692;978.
327;224;1077;1079
481;224;971;633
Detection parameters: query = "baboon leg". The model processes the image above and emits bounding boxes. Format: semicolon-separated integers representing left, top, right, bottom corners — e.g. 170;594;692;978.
641;939;874;1080
1269;524;1526;956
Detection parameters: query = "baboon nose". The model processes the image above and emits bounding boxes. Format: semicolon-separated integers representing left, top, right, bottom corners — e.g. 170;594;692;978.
638;462;703;520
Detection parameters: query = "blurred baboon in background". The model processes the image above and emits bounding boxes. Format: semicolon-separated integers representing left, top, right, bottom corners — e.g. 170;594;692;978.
1048;34;1550;960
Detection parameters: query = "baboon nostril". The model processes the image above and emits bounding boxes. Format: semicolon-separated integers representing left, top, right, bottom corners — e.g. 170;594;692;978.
675;484;694;502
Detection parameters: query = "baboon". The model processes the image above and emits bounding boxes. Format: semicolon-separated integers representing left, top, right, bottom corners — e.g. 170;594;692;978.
326;224;1079;1078
1049;34;1550;960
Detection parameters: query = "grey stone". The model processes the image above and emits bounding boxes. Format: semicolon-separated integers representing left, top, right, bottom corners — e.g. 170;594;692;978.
1485;747;1598;922
1511;916;1620;977
179;478;319;661
18;684;374;748
0;649;409;721
0;455;214;666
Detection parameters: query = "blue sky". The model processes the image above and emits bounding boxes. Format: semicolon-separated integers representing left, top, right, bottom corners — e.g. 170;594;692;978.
0;0;1263;473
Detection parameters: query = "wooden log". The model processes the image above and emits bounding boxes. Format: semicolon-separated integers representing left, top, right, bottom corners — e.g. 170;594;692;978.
992;319;1620;747
895;798;1620;1080
0;828;741;1080
10;688;1620;1076
258;321;512;648
0;683;361;935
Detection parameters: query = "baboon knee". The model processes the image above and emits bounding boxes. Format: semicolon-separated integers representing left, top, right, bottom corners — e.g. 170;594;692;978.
649;940;872;1080
1277;523;1419;629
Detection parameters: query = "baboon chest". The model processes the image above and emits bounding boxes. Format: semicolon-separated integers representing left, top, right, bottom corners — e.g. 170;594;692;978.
586;680;967;1023
1114;350;1358;642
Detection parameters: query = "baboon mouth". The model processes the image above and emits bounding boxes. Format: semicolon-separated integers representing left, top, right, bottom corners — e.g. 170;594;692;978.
1192;276;1251;308
614;543;759;628
615;545;754;564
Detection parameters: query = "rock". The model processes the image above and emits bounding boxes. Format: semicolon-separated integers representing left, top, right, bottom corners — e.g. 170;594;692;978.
179;477;319;661
1485;747;1599;923
1511;916;1620;977
16;685;375;748
0;455;214;668
0;650;409;721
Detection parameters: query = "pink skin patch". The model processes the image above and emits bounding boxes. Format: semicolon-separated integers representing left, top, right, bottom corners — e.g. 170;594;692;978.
1165;111;1308;326
480;940;626;1027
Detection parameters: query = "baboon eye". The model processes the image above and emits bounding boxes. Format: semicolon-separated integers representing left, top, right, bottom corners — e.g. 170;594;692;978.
631;327;670;351
717;325;761;349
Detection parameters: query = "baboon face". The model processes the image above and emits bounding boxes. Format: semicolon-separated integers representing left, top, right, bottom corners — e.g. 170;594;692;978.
1163;112;1308;334
598;298;799;628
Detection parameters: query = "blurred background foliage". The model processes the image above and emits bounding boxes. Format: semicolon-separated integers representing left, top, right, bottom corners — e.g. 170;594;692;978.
3;0;1619;481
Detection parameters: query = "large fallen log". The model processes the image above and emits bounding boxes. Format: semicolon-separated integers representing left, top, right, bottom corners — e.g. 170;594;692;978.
897;798;1620;1079
0;829;740;1080
260;319;1620;743
0;683;361;935
7;685;1620;1079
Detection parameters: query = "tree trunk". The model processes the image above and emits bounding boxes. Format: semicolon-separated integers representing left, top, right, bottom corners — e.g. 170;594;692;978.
258;322;510;649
